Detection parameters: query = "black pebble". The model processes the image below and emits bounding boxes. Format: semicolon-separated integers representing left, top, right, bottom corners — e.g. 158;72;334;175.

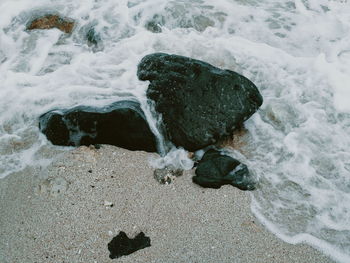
108;231;151;259
94;144;101;149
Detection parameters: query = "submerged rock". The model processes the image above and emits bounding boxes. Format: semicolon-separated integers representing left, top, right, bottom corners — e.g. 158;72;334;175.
39;100;157;152
154;165;183;184
137;53;263;151
108;231;151;259
193;149;256;190
145;15;164;33
27;14;75;34
86;27;101;46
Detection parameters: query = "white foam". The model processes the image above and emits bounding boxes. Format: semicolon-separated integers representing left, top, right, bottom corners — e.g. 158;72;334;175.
252;197;350;263
150;147;194;170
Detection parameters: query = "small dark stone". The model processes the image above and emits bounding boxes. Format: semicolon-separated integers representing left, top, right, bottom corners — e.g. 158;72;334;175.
88;170;92;173
94;144;101;149
137;53;263;151
86;28;100;46
193;149;256;190
145;15;164;33
145;21;162;33
39;100;157;152
108;231;151;259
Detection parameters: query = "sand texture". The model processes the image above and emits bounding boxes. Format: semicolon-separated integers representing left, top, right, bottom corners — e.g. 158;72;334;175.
0;145;334;263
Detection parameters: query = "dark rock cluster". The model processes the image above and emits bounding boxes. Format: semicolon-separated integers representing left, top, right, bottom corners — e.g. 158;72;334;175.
29;11;264;261
39;52;262;191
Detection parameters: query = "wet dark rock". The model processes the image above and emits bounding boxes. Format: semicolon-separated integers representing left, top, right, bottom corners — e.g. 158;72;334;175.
145;15;164;33
86;28;100;46
145;21;162;33
27;14;75;34
154;165;183;184
137;53;263;151
193;149;256;190
108;231;151;259
39;100;157;152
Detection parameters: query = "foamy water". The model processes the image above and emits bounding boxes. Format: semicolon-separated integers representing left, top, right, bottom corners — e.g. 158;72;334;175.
1;0;350;262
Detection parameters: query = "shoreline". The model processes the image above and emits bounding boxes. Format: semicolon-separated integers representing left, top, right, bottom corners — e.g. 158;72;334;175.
0;145;334;263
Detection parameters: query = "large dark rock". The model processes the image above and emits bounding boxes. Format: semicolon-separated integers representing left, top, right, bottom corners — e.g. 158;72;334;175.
193;149;256;190
137;53;263;151
108;231;151;259
39;100;157;152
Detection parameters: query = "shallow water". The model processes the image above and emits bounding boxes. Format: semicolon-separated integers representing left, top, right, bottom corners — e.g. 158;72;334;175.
1;0;350;262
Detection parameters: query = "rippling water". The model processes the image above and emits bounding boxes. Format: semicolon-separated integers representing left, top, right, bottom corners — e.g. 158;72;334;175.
1;0;350;262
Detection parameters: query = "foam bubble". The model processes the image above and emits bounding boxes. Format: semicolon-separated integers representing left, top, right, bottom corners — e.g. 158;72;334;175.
150;147;194;170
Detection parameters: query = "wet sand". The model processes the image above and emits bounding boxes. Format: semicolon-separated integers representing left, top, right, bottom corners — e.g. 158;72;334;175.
0;145;334;263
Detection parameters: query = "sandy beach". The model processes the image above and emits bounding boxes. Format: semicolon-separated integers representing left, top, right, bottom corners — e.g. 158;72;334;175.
0;145;334;263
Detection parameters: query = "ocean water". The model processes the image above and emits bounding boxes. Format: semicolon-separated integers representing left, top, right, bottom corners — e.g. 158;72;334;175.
1;0;350;262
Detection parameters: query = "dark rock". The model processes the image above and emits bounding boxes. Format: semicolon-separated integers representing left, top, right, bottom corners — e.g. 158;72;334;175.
145;21;162;33
108;231;151;259
145;15;164;33
39;100;157;152
27;14;75;34
137;53;263;151
154;165;183;184
86;28;100;46
193;149;256;190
